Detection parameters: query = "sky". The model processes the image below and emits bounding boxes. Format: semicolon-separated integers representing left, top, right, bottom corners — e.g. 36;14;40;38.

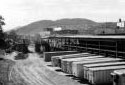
0;0;125;31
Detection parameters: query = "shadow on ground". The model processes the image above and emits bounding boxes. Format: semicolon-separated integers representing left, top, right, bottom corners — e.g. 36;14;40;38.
65;74;113;85
47;65;53;67
55;69;63;72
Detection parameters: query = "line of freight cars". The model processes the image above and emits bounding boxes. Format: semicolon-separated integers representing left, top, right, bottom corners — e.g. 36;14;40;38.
43;51;125;85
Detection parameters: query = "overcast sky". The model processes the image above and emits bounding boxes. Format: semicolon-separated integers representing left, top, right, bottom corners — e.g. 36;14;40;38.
0;0;125;31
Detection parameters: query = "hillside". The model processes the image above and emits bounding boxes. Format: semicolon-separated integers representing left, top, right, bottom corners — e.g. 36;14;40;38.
15;18;98;35
15;18;117;35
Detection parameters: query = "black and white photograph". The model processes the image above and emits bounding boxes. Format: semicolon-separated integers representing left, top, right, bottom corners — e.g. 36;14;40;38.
0;0;125;85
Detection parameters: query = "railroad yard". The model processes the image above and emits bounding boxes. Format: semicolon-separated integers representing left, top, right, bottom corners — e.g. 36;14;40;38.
1;17;125;85
0;45;89;85
1;1;125;85
0;41;125;85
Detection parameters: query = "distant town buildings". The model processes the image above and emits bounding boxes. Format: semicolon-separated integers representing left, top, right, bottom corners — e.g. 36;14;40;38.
44;27;79;35
117;18;125;28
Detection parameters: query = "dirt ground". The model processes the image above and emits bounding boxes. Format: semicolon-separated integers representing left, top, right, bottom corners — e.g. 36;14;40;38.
4;52;89;85
1;44;89;85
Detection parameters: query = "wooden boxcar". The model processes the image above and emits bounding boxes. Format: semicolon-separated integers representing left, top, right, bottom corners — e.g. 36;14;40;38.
43;51;78;62
72;58;123;78
83;61;125;80
88;65;125;85
61;55;104;73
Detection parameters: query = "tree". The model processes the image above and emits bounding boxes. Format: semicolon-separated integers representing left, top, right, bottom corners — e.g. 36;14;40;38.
0;15;6;49
8;30;18;40
0;15;5;39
